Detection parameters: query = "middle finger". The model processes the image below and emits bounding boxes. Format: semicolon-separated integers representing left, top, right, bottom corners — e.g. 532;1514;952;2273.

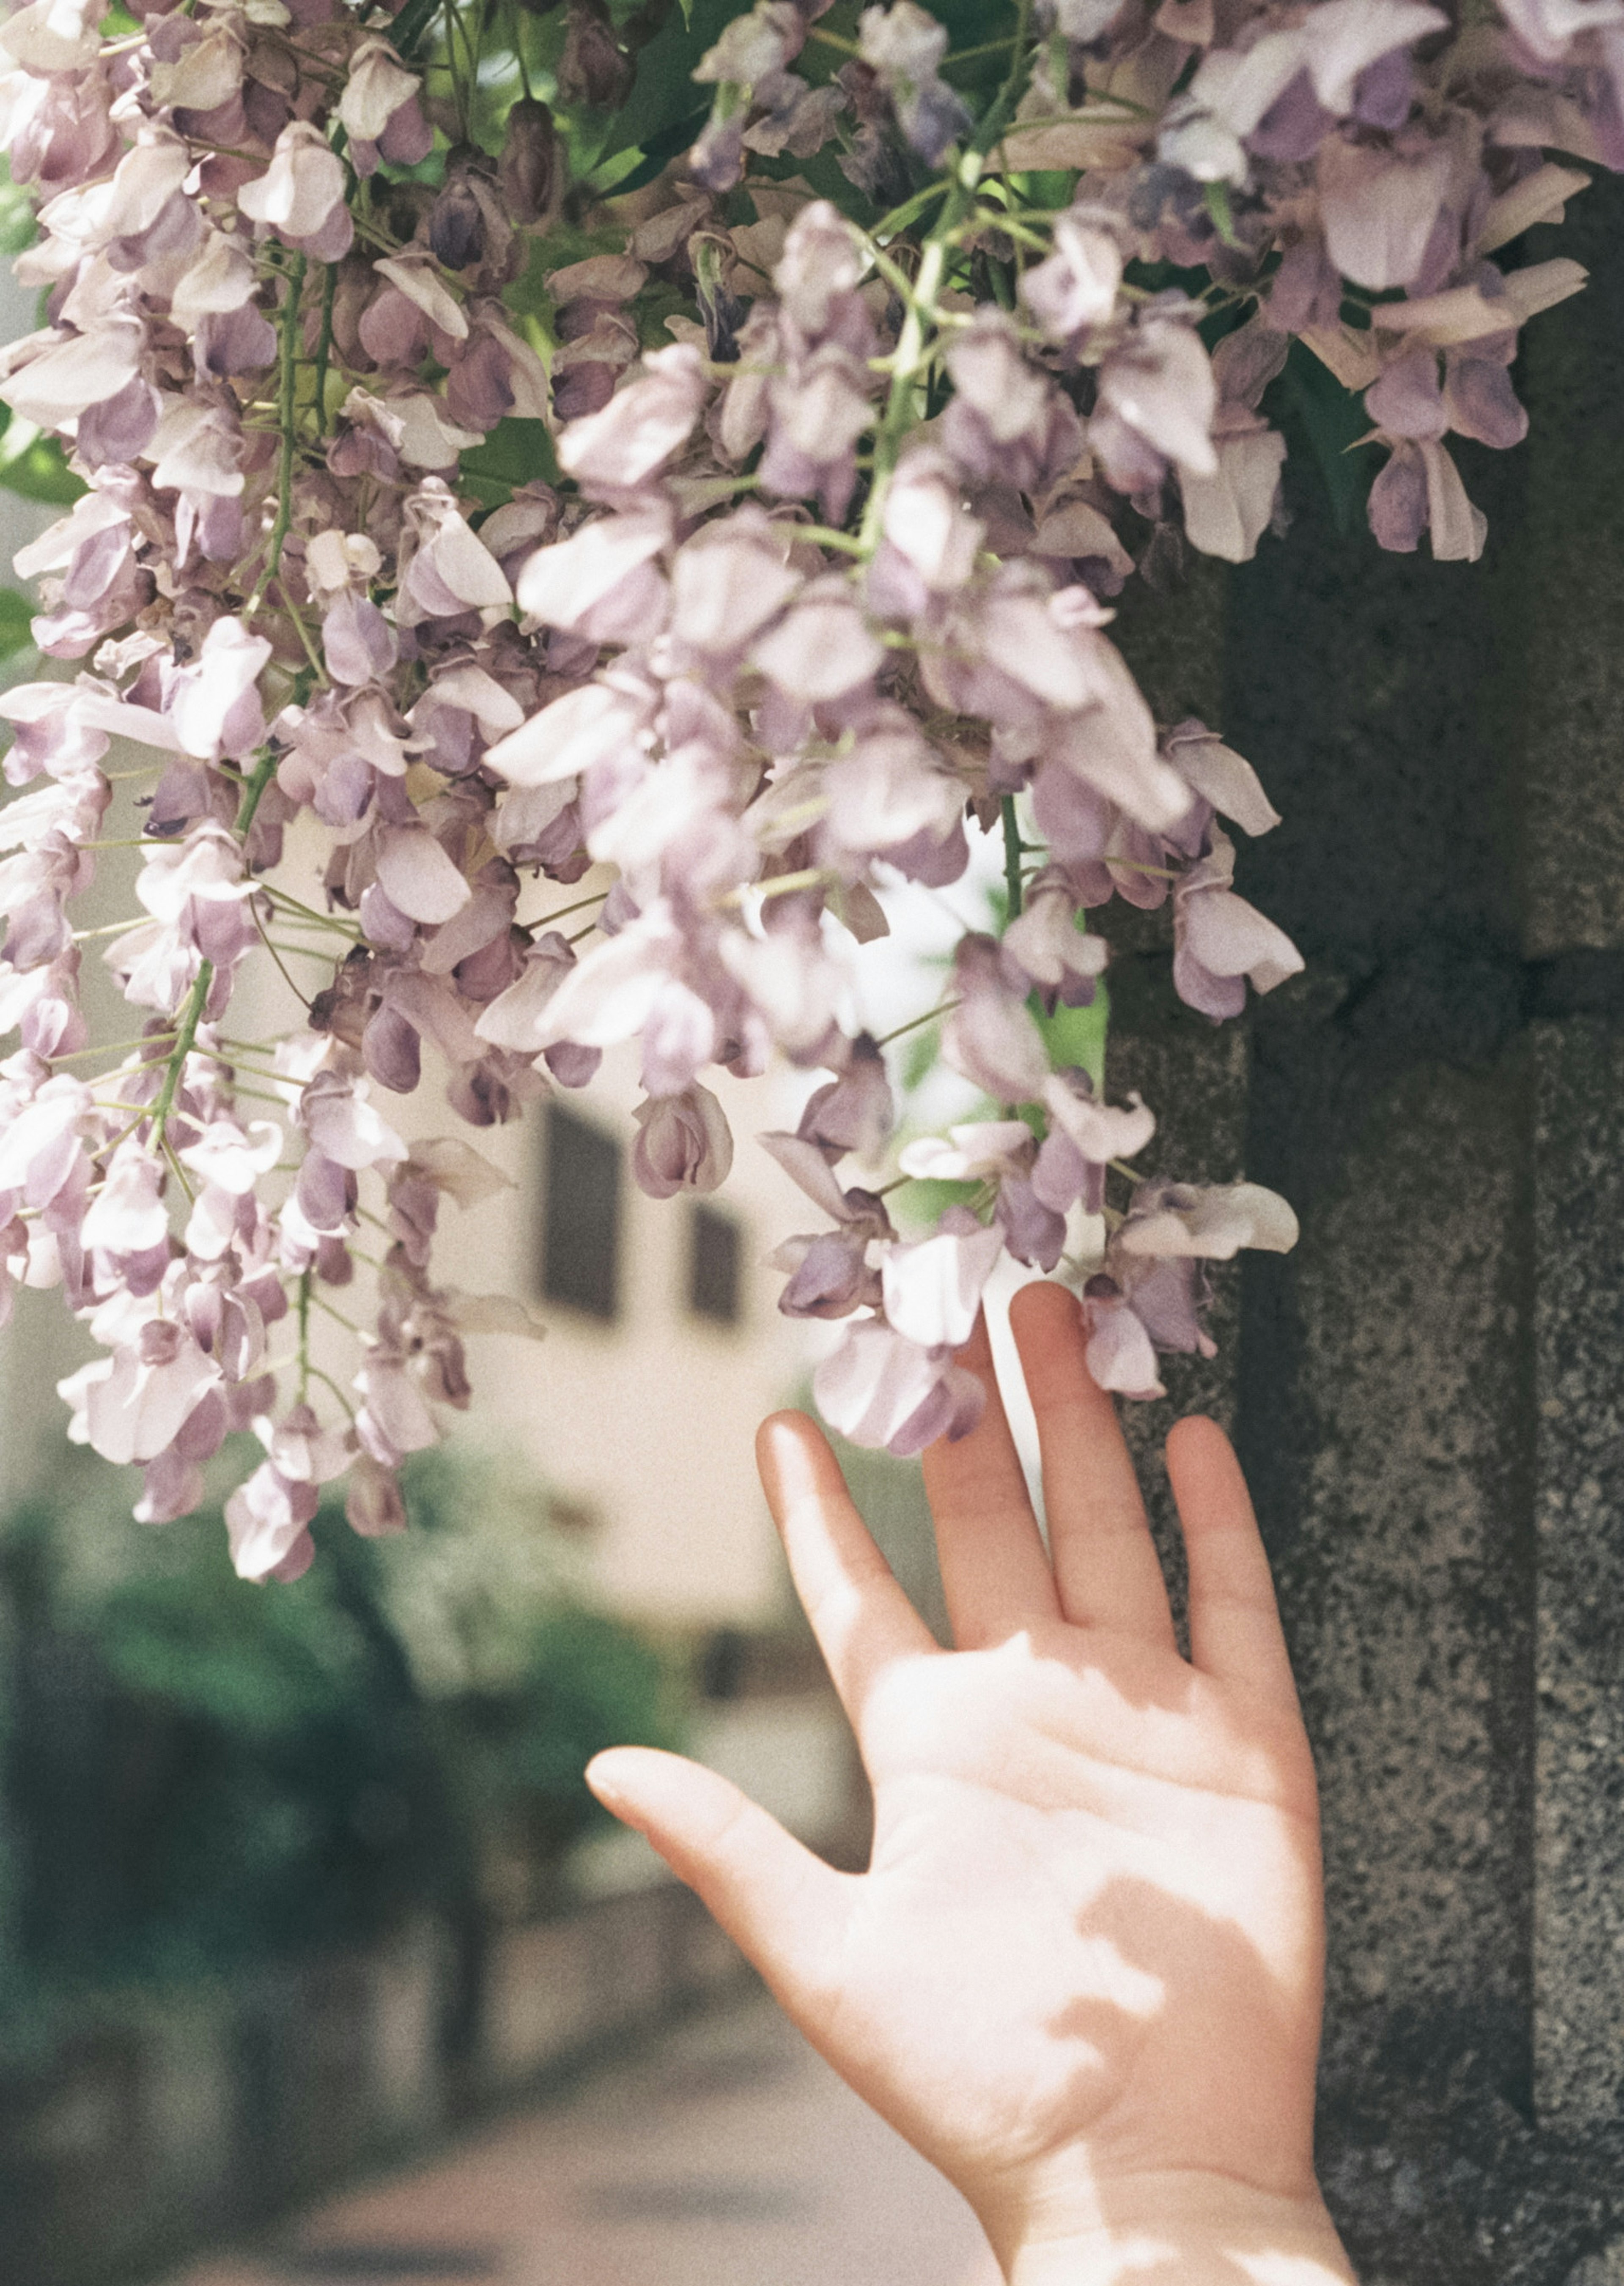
922;1308;1060;1647
1009;1282;1177;1647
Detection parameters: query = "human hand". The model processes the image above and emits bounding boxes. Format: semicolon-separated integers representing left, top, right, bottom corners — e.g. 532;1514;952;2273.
587;1282;1356;2285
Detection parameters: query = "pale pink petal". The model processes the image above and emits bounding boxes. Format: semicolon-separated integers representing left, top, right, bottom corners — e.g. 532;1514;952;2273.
880;1219;1004;1349
1084;1300;1166;1400
1116;1181;1300;1258
1182;885;1304;991
375;826;472;925
813;1318;944;1448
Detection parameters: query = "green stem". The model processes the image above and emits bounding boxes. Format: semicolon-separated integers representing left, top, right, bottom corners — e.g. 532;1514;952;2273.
311;1289;362;1335
250;253;307;613
859;234;948;555
1001;795;1023;922
263;884;362;935
969;0;1034;159
146;959;214;1154
313;259;338;437
529;887;610;931
234;749;280;837
792;523;871;557
306;1363;358;1422
943;33;1018;69
50;1032;176;1063
298;1267;312;1402
856;15;1035;554
875;996;962;1048
870;178;953;243
253;910;316;1010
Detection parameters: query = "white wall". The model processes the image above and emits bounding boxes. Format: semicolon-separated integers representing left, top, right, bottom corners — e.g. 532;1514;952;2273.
225;833;822;1631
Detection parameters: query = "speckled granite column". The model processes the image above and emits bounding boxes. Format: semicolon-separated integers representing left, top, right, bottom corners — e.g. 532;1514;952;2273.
1218;353;1552;2278
1516;173;1624;2143
1529;1031;1624;2138
1518;187;1624;962
1108;1020;1249;1644
1110;561;1247;1632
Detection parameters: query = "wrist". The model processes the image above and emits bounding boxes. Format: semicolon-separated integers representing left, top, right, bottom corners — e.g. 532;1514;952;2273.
996;2175;1357;2286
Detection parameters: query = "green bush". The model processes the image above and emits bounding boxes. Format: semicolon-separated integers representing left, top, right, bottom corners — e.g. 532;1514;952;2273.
0;1446;683;1987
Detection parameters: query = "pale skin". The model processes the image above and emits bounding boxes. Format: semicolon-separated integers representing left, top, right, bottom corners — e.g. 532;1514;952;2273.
587;1281;1360;2286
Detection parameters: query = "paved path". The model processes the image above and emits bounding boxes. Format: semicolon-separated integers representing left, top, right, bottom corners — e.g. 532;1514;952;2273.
162;1990;1002;2286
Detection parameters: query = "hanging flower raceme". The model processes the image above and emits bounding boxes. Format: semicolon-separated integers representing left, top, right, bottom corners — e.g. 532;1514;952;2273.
0;0;1608;1567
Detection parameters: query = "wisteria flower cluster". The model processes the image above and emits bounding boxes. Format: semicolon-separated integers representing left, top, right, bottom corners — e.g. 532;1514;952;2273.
0;0;1606;1575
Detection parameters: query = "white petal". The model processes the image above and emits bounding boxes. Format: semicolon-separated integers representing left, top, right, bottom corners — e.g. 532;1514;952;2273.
485;681;645;789
516;514;668;630
813;1319;941;1448
406;1137;514;1206
1116;1181;1300;1259
881;1222;1004;1349
1182;887;1303;990
375;255;468;343
1084;1302;1165;1399
375;826;473;924
1166;730;1281;837
529;907;679;1049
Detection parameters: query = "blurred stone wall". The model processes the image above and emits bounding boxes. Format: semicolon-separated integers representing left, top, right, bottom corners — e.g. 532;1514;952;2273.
1101;179;1624;2286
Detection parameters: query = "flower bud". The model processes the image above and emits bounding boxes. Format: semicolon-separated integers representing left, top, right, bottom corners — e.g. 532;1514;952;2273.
430;162;486;271
555;0;632;109
631;1083;733;1199
499;97;557;226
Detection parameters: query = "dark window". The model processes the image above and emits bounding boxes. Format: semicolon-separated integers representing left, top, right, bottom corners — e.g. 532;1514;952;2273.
689;1203;742;1326
541;1103;621;1320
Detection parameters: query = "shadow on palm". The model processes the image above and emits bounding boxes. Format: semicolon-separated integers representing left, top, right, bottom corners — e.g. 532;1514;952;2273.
589;1281;1341;2282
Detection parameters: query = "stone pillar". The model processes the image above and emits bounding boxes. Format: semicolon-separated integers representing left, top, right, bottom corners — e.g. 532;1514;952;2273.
1111;558;1248;1635
1530;1019;1624;2134
1180;167;1624;2281
1220;329;1546;2280
1518;172;1624;2146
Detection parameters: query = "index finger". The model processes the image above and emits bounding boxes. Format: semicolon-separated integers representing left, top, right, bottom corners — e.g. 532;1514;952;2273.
756;1411;938;1732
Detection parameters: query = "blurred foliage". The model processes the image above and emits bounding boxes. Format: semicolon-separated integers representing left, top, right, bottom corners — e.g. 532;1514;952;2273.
0;591;33;662
0;154;35;256
1034;983;1109;1091
0;410;85;507
0;1445;683;1990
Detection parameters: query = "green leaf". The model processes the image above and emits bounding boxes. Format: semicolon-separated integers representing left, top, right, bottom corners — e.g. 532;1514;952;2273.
1267;337;1373;539
1202;178;1243;250
0;156;36;259
593;0;744;164
589;102;711;197
0;411;84;507
635;277;700;348
1032;984;1108;1092
388;0;444;63
893;1175;980;1230
505;218;627;319
901;1020;943;1091
0;592;34;662
461;416;561;508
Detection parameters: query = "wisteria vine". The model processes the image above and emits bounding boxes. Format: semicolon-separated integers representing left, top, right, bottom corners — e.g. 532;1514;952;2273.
0;0;1607;1576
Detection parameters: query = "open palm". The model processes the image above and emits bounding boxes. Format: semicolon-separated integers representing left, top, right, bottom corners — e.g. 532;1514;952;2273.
588;1283;1344;2278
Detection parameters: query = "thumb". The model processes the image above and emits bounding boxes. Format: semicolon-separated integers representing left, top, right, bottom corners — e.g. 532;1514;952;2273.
586;1746;853;2015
